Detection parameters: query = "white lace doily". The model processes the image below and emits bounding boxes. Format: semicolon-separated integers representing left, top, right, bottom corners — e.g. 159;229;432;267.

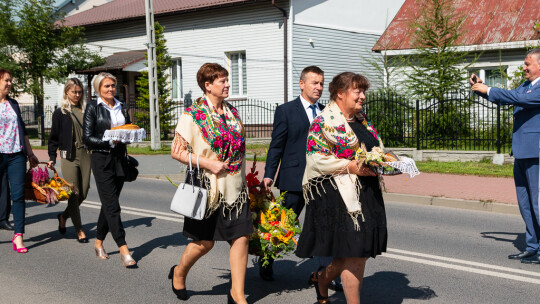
102;128;146;143
385;156;420;178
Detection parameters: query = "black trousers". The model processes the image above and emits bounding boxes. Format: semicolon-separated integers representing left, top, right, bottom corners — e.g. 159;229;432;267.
281;190;306;217
91;151;126;247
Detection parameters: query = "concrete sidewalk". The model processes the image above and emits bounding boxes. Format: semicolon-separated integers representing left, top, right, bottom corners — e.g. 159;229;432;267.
32;149;519;215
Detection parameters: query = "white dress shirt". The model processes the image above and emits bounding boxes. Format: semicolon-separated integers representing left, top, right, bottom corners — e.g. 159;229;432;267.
300;95;321;124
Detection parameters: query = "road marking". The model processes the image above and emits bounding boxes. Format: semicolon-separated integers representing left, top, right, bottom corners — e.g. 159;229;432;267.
383;249;540;285
388;248;540;278
71;200;540;285
60;200;184;223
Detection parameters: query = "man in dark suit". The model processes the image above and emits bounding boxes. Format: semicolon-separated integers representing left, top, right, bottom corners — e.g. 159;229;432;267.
261;66;343;290
471;49;540;264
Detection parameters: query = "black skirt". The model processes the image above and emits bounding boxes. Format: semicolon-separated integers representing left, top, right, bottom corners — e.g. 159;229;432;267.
295;176;387;258
183;200;253;241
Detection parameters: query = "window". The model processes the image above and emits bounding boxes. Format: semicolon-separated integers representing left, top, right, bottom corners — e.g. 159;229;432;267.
469;67;508;89
227;51;247;96
170;59;183;100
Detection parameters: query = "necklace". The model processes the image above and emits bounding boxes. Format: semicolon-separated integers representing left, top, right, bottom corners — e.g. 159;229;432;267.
345;115;355;122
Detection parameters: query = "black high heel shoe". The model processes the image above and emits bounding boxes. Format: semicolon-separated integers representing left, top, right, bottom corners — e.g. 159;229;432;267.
57;214;66;235
308;272;330;304
168;265;188;300
227;290;237;304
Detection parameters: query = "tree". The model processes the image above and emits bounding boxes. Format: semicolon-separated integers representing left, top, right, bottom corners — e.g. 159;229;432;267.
0;0;104;144
135;22;174;140
404;0;472;102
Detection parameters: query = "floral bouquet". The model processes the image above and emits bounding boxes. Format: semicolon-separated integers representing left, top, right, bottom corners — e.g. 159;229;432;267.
25;163;75;204
355;145;420;178
246;157;302;266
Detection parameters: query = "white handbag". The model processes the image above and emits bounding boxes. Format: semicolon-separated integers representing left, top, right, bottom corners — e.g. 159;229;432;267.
170;153;208;220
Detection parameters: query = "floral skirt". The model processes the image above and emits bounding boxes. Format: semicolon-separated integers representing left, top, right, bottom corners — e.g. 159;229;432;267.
295;176;387;258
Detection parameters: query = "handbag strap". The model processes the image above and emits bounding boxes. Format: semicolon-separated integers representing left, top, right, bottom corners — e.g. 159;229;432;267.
70;112;83;128
188;152;193;171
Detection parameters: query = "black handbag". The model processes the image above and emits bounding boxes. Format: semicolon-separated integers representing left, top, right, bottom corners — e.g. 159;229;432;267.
124;155;139;182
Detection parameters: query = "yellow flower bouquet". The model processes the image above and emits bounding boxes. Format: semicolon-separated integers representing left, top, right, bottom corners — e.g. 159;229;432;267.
246;157;302;266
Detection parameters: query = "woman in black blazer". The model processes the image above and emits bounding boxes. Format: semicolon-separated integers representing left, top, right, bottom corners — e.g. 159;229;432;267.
82;72;136;267
48;78;91;243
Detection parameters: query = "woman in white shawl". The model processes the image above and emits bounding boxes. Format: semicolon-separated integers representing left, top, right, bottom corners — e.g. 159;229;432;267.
296;72;387;304
170;63;251;304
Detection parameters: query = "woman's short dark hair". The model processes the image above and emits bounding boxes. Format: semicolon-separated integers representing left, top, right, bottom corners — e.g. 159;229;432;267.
328;72;370;101
0;68;11;80
196;63;229;93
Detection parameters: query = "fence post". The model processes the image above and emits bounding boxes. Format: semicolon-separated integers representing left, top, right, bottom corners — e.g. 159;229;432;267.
496;103;501;154
416;99;420;150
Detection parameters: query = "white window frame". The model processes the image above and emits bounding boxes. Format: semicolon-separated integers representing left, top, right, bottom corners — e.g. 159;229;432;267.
226;51;247;98
170;58;183;101
468;65;508;89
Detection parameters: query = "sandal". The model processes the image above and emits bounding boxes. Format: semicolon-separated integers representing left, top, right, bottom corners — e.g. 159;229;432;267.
308;271;330;304
12;233;28;253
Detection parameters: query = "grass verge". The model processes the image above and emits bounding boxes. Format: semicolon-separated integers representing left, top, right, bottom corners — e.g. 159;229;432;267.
415;160;513;177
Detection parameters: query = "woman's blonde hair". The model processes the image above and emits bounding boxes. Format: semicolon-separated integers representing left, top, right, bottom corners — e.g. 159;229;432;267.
92;72;117;98
60;78;86;114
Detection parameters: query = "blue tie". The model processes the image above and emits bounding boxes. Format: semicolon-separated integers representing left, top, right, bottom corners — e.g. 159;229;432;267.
528;83;533;90
308;104;317;119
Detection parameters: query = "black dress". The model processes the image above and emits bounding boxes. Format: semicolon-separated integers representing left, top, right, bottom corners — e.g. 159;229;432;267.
295;120;387;258
182;114;253;241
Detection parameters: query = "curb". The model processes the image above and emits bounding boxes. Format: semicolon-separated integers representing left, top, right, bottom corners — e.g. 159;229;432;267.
383;193;519;216
139;174;520;216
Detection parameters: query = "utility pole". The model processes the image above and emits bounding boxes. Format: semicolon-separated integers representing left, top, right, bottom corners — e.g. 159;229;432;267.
145;0;161;149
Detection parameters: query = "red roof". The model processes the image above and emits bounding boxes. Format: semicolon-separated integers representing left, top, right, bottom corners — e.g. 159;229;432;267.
63;0;266;27
373;0;540;51
76;50;146;73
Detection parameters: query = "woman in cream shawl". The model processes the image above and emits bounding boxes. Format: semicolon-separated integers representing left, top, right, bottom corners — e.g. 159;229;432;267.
170;63;251;304
296;72;387;304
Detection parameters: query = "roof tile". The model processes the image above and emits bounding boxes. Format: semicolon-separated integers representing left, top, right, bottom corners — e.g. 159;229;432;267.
373;0;540;51
64;0;263;27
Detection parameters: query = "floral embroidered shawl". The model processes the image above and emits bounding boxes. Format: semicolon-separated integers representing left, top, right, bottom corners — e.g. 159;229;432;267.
303;101;383;229
175;96;248;217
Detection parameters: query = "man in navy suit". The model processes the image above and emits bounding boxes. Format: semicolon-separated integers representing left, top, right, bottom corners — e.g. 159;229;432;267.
472;49;540;264
261;66;339;286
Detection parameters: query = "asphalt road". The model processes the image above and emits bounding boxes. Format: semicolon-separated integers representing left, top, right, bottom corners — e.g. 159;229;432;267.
1;177;540;303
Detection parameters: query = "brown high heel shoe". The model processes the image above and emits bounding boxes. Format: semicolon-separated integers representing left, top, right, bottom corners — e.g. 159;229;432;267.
120;253;137;267
308;272;330;304
94;246;109;260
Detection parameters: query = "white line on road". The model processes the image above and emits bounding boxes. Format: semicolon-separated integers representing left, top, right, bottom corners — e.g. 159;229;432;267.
60;200;184;223
387;248;540;278
383;253;540;285
73;200;540;285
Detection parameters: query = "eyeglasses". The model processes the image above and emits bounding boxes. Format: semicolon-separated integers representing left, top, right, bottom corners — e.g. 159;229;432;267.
70;91;83;95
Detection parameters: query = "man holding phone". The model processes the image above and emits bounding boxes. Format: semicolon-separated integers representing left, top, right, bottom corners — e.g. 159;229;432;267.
471;49;540;264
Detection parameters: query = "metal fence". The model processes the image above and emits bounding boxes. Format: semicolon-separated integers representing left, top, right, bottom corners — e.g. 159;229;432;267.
64;92;514;153
20;104;55;136
360;91;513;153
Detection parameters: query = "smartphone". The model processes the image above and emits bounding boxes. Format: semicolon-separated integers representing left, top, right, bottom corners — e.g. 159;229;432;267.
472;75;478;84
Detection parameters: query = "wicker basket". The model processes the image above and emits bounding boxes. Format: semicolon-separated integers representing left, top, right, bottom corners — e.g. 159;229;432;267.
24;162;75;204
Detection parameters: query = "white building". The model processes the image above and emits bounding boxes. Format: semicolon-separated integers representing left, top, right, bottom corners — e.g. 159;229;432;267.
43;0;405;130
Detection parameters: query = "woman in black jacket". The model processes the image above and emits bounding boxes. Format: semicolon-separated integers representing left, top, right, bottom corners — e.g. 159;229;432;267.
48;78;91;243
83;72;136;267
